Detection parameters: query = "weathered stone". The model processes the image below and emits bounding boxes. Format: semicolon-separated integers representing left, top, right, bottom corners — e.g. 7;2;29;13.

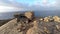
39;18;44;21
14;13;22;22
49;19;53;22
44;27;50;34
53;16;60;22
56;25;60;30
26;20;42;34
24;11;34;20
44;17;49;22
14;13;28;23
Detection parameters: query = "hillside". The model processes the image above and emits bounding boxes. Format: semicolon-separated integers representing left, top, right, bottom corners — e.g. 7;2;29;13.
0;12;60;34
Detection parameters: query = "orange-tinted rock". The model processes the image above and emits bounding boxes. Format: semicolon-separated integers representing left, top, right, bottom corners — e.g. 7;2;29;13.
24;11;34;20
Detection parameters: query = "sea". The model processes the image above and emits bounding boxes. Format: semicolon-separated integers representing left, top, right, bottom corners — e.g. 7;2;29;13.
0;10;60;20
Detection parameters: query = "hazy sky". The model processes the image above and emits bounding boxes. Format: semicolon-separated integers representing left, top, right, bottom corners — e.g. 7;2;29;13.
0;0;60;20
0;0;60;12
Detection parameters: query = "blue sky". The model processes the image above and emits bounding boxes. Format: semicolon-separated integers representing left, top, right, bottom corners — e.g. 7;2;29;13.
0;0;60;11
0;0;58;6
15;0;40;5
15;0;56;6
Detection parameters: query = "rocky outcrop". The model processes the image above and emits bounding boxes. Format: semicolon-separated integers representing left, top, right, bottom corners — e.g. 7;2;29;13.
0;11;60;34
26;20;42;34
53;16;60;22
24;11;34;20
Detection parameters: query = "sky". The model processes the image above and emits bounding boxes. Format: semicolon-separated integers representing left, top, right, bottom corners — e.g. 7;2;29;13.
15;0;56;6
0;0;60;12
0;0;60;20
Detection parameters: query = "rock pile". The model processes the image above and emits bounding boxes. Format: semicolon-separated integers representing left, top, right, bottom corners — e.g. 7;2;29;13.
14;12;60;34
39;16;60;22
14;11;35;34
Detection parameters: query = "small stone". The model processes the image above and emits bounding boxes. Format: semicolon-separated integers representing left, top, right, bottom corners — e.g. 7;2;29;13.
44;17;49;22
44;27;50;34
49;19;54;22
17;29;21;32
39;18;43;21
56;25;60;30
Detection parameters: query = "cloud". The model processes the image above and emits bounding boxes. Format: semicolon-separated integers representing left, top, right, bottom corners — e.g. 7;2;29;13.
0;0;29;12
0;0;60;11
0;5;24;13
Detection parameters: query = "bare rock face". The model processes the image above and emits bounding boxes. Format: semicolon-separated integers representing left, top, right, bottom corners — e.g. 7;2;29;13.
14;12;27;22
1;12;60;34
14;11;34;23
24;11;34;20
26;20;42;34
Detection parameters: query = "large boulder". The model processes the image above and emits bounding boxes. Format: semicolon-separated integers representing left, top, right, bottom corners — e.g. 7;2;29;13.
53;16;60;22
24;11;34;20
14;12;27;22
